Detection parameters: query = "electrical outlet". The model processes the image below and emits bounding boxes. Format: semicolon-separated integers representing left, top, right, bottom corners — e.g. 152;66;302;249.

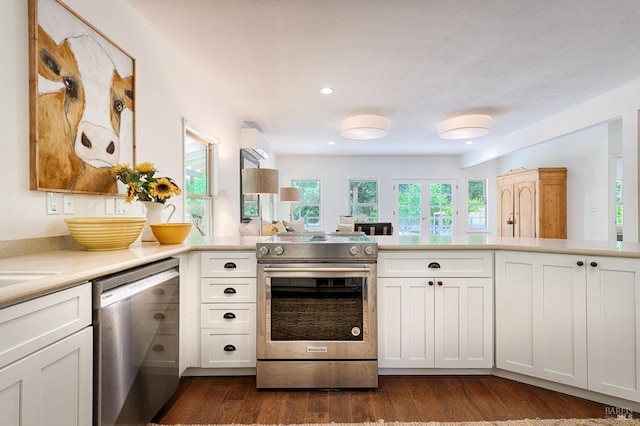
105;197;115;215
115;197;126;214
46;192;60;215
63;195;74;214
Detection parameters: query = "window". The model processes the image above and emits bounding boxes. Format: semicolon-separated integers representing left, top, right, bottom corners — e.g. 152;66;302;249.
292;180;320;230
468;179;488;230
184;120;217;238
349;180;378;222
616;179;623;226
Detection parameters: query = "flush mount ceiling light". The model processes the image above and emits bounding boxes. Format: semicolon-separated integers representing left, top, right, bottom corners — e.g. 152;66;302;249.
340;115;389;140
438;114;492;140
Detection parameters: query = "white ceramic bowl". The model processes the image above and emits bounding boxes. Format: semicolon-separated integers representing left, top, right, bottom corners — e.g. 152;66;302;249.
64;217;146;251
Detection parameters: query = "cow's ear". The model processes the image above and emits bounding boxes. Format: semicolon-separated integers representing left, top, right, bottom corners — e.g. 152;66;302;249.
37;26;63;81
122;76;134;111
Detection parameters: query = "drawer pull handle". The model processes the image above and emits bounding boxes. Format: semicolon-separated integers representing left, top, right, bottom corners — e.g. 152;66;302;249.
152;344;165;352
437;281;443;286
428;281;434;286
223;312;236;319
224;262;237;269
577;261;584;266
590;261;598;267
224;344;236;352
223;287;237;294
153;288;166;296
428;262;441;269
153;313;166;321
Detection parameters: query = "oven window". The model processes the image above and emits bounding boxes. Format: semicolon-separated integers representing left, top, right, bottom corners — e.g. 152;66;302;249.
270;277;365;341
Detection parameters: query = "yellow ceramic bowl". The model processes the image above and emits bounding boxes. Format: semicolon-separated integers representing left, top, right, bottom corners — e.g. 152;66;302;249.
150;223;192;244
64;217;146;251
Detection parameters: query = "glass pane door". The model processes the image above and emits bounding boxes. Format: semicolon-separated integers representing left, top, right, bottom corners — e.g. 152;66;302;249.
429;182;454;236
395;180;456;236
396;182;424;236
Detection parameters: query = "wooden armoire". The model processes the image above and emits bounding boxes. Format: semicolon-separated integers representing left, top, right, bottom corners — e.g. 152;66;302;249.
496;167;567;239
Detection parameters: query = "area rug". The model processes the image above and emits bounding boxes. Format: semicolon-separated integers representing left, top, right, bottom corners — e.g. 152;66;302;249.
148;418;639;426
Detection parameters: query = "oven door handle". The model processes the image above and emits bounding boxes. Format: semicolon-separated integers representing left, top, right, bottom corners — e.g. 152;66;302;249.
262;267;371;273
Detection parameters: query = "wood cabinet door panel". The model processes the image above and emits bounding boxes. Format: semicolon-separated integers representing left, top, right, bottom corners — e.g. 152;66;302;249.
498;185;514;237
515;181;536;238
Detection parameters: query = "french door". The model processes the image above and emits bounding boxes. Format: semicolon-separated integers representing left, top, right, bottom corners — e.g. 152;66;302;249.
395;180;456;236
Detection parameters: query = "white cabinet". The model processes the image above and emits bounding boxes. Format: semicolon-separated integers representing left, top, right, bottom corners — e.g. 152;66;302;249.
586;256;640;402
495;251;587;388
496;252;640;403
378;252;493;369
200;252;257;368
0;284;93;426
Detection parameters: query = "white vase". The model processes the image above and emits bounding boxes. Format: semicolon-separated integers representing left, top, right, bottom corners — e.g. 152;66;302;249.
140;201;176;242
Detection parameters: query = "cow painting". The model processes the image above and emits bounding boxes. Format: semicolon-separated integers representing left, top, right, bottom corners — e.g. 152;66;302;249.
30;0;134;194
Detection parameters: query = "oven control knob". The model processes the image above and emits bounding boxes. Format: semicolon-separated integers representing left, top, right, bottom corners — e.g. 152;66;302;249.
364;245;375;255
274;246;284;256
259;246;269;255
349;245;360;256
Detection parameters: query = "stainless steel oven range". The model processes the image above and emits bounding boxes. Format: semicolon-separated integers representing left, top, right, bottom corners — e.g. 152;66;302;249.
256;232;378;389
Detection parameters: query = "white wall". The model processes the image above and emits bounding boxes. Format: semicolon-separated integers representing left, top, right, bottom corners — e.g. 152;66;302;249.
1;0;243;241
498;124;610;241
276;155;499;234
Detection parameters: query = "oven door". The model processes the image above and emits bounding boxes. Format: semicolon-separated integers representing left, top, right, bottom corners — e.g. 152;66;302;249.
257;262;377;360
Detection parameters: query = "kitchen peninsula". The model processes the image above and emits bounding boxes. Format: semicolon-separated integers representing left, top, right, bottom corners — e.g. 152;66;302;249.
1;234;639;422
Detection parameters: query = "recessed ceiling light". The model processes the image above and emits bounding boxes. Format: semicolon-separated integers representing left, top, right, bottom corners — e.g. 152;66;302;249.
320;87;334;95
328;141;335;145
465;141;474;145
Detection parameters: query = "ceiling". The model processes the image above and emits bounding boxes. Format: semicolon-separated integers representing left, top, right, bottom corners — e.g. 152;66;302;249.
127;0;640;157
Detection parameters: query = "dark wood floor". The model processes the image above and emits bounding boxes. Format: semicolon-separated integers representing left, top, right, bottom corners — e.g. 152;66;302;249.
152;375;613;424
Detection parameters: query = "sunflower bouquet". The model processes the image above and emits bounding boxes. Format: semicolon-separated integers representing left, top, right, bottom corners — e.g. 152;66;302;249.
112;162;182;204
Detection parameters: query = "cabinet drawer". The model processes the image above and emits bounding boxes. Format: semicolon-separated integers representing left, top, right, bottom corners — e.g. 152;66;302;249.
379;251;493;277
0;283;91;368
200;329;256;368
201;252;256;277
201;303;256;329
201;278;256;303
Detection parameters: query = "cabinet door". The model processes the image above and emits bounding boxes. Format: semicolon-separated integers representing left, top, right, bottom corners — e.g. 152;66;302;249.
514;180;536;237
0;327;92;426
434;277;493;368
587;257;640;402
378;278;434;368
495;252;587;387
497;183;514;237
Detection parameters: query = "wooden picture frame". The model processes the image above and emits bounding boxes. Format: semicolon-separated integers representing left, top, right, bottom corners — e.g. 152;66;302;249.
28;0;135;194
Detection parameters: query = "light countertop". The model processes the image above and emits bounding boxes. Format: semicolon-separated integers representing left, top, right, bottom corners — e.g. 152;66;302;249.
2;234;640;308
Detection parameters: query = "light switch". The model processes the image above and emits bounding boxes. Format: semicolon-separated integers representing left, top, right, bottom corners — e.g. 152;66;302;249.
63;195;74;214
105;197;115;215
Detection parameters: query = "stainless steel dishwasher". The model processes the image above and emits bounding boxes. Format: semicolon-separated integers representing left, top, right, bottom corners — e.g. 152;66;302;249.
92;257;180;426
